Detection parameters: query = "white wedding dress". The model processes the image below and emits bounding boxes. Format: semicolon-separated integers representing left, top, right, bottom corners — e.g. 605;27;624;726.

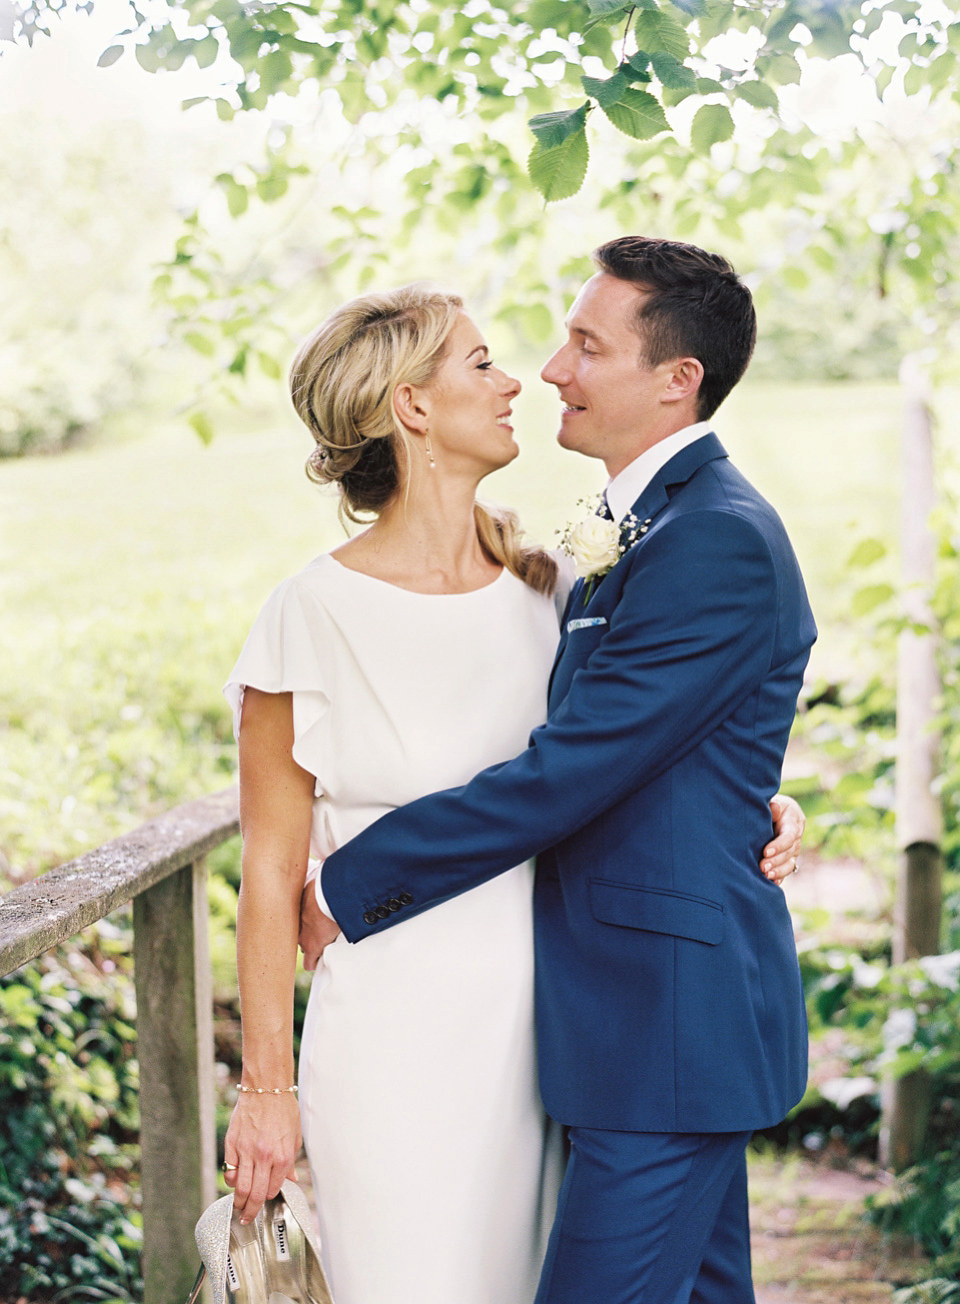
224;552;567;1304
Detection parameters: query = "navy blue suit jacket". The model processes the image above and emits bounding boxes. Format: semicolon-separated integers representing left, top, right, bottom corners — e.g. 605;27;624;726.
320;434;818;1133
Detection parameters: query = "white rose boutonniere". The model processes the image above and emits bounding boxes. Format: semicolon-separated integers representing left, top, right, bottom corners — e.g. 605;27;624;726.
568;516;620;579
558;496;656;606
561;510;621;605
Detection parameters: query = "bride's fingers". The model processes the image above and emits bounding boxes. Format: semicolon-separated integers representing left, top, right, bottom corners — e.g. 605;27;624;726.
232;1156;259;1223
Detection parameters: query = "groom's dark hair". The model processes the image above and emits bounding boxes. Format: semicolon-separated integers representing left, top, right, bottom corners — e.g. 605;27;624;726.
593;236;756;420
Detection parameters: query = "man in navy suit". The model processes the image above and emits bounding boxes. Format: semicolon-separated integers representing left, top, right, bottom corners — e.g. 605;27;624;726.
302;237;817;1303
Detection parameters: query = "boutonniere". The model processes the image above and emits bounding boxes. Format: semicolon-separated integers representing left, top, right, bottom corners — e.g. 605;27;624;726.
560;501;654;605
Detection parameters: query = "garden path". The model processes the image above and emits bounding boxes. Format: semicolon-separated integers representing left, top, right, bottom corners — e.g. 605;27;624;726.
751;1154;928;1303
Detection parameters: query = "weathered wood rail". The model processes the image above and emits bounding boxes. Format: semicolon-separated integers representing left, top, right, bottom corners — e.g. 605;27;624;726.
0;786;241;1304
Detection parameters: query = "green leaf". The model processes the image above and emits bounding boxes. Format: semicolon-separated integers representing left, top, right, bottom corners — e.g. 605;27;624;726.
194;34;219;68
257;351;282;379
649;52;696;90
188;411;215;444
602;88;670;139
690;102;734;152
217;174;249;217
256;174;289;202
182;96;208;110
528;127;589;202
97;44;124;67
587;0;631;16
134;42;161;72
633;8;690;60
903;62;925;96
852;583;895;616
875;65;895;97
259;49;293;94
736;79;779;110
215;98;235;121
625;51;652;81
848;538;887;568
581;68;629;107
529;102;589;148
183;331;216;356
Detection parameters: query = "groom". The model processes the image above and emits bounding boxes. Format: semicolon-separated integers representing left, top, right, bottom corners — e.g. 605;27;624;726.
303;236;816;1303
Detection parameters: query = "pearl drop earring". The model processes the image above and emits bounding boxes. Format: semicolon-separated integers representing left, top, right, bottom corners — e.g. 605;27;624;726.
425;435;436;469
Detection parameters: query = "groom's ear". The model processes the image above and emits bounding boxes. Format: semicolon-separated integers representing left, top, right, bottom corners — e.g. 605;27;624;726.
661;357;704;406
393;382;430;433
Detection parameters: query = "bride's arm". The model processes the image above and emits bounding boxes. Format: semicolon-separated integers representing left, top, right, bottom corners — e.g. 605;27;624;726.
224;687;314;1224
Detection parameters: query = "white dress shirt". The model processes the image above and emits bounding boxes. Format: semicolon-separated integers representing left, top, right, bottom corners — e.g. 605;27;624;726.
604;421;712;526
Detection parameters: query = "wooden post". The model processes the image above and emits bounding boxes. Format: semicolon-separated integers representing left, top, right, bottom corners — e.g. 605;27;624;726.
134;860;216;1304
879;354;944;1170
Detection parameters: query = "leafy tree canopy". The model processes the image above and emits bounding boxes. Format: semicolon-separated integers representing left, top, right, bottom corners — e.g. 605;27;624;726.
6;0;960;419
9;0;957;203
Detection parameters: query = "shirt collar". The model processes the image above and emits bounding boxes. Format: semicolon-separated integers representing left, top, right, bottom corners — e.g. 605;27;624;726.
605;421;712;526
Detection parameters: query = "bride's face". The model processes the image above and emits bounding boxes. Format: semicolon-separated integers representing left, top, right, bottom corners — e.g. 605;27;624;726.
422;313;522;476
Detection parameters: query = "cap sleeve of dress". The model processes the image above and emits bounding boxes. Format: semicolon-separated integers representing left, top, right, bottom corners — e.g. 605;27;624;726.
223;577;331;788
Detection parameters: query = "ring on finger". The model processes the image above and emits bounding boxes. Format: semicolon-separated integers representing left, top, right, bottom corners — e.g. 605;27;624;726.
221;1162;239;1172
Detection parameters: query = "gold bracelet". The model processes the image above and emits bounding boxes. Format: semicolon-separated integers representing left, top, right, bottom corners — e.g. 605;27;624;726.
236;1083;299;1095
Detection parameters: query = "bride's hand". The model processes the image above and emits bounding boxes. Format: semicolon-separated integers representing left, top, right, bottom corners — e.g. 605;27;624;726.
222;1092;302;1225
299;877;342;970
762;793;805;885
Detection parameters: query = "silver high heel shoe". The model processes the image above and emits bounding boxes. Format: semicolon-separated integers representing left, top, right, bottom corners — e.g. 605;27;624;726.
188;1181;333;1304
262;1182;334;1304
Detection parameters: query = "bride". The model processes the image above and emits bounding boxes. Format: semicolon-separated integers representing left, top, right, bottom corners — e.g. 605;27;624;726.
219;284;803;1304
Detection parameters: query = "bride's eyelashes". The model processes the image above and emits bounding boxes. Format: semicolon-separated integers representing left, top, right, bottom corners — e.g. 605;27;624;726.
477;360;494;371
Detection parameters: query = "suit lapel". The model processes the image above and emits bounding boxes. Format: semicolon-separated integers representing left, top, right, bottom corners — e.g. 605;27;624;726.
628;432;728;528
548;434;730;699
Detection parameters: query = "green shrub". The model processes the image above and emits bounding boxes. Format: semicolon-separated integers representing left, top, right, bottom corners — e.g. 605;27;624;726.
0;943;142;1299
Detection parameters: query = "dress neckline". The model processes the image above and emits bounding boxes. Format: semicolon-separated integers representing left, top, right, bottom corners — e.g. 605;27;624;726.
321;552;509;598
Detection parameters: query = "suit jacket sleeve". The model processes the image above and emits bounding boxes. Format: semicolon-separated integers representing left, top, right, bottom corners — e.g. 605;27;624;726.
322;509;780;941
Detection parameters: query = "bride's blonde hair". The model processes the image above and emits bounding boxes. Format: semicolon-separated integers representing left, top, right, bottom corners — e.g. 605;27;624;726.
290;284;558;596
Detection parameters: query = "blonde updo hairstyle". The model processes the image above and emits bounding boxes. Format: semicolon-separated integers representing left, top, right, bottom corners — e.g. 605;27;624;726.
290;284;557;596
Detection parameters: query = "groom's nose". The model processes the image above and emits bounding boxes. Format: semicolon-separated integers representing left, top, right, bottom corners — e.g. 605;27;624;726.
540;345;568;386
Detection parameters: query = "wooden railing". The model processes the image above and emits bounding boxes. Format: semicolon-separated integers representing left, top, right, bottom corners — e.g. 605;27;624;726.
0;786;241;1304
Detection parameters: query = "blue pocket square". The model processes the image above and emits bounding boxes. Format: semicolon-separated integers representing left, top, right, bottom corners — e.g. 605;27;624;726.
567;617;608;632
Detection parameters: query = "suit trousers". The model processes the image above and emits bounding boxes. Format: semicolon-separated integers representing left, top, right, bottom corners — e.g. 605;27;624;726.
534;1127;755;1304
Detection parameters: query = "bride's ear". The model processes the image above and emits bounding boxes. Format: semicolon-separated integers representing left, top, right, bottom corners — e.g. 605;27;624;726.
393;382;429;434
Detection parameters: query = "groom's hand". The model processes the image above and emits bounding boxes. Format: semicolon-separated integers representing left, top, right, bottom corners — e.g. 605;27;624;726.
762;793;805;886
299;881;342;970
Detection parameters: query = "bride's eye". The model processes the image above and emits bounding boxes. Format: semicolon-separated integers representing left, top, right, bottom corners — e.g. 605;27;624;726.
477;360;494;370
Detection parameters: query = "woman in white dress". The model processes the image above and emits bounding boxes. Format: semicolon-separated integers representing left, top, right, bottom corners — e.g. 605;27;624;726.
220;285;803;1304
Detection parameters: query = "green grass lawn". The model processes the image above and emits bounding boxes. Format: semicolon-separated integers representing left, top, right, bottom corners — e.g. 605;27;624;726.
0;377;946;879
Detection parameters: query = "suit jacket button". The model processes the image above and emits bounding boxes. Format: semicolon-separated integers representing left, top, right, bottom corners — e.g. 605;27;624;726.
375;905;390;920
363;910;379;926
387;898;402;912
399;892;413;906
